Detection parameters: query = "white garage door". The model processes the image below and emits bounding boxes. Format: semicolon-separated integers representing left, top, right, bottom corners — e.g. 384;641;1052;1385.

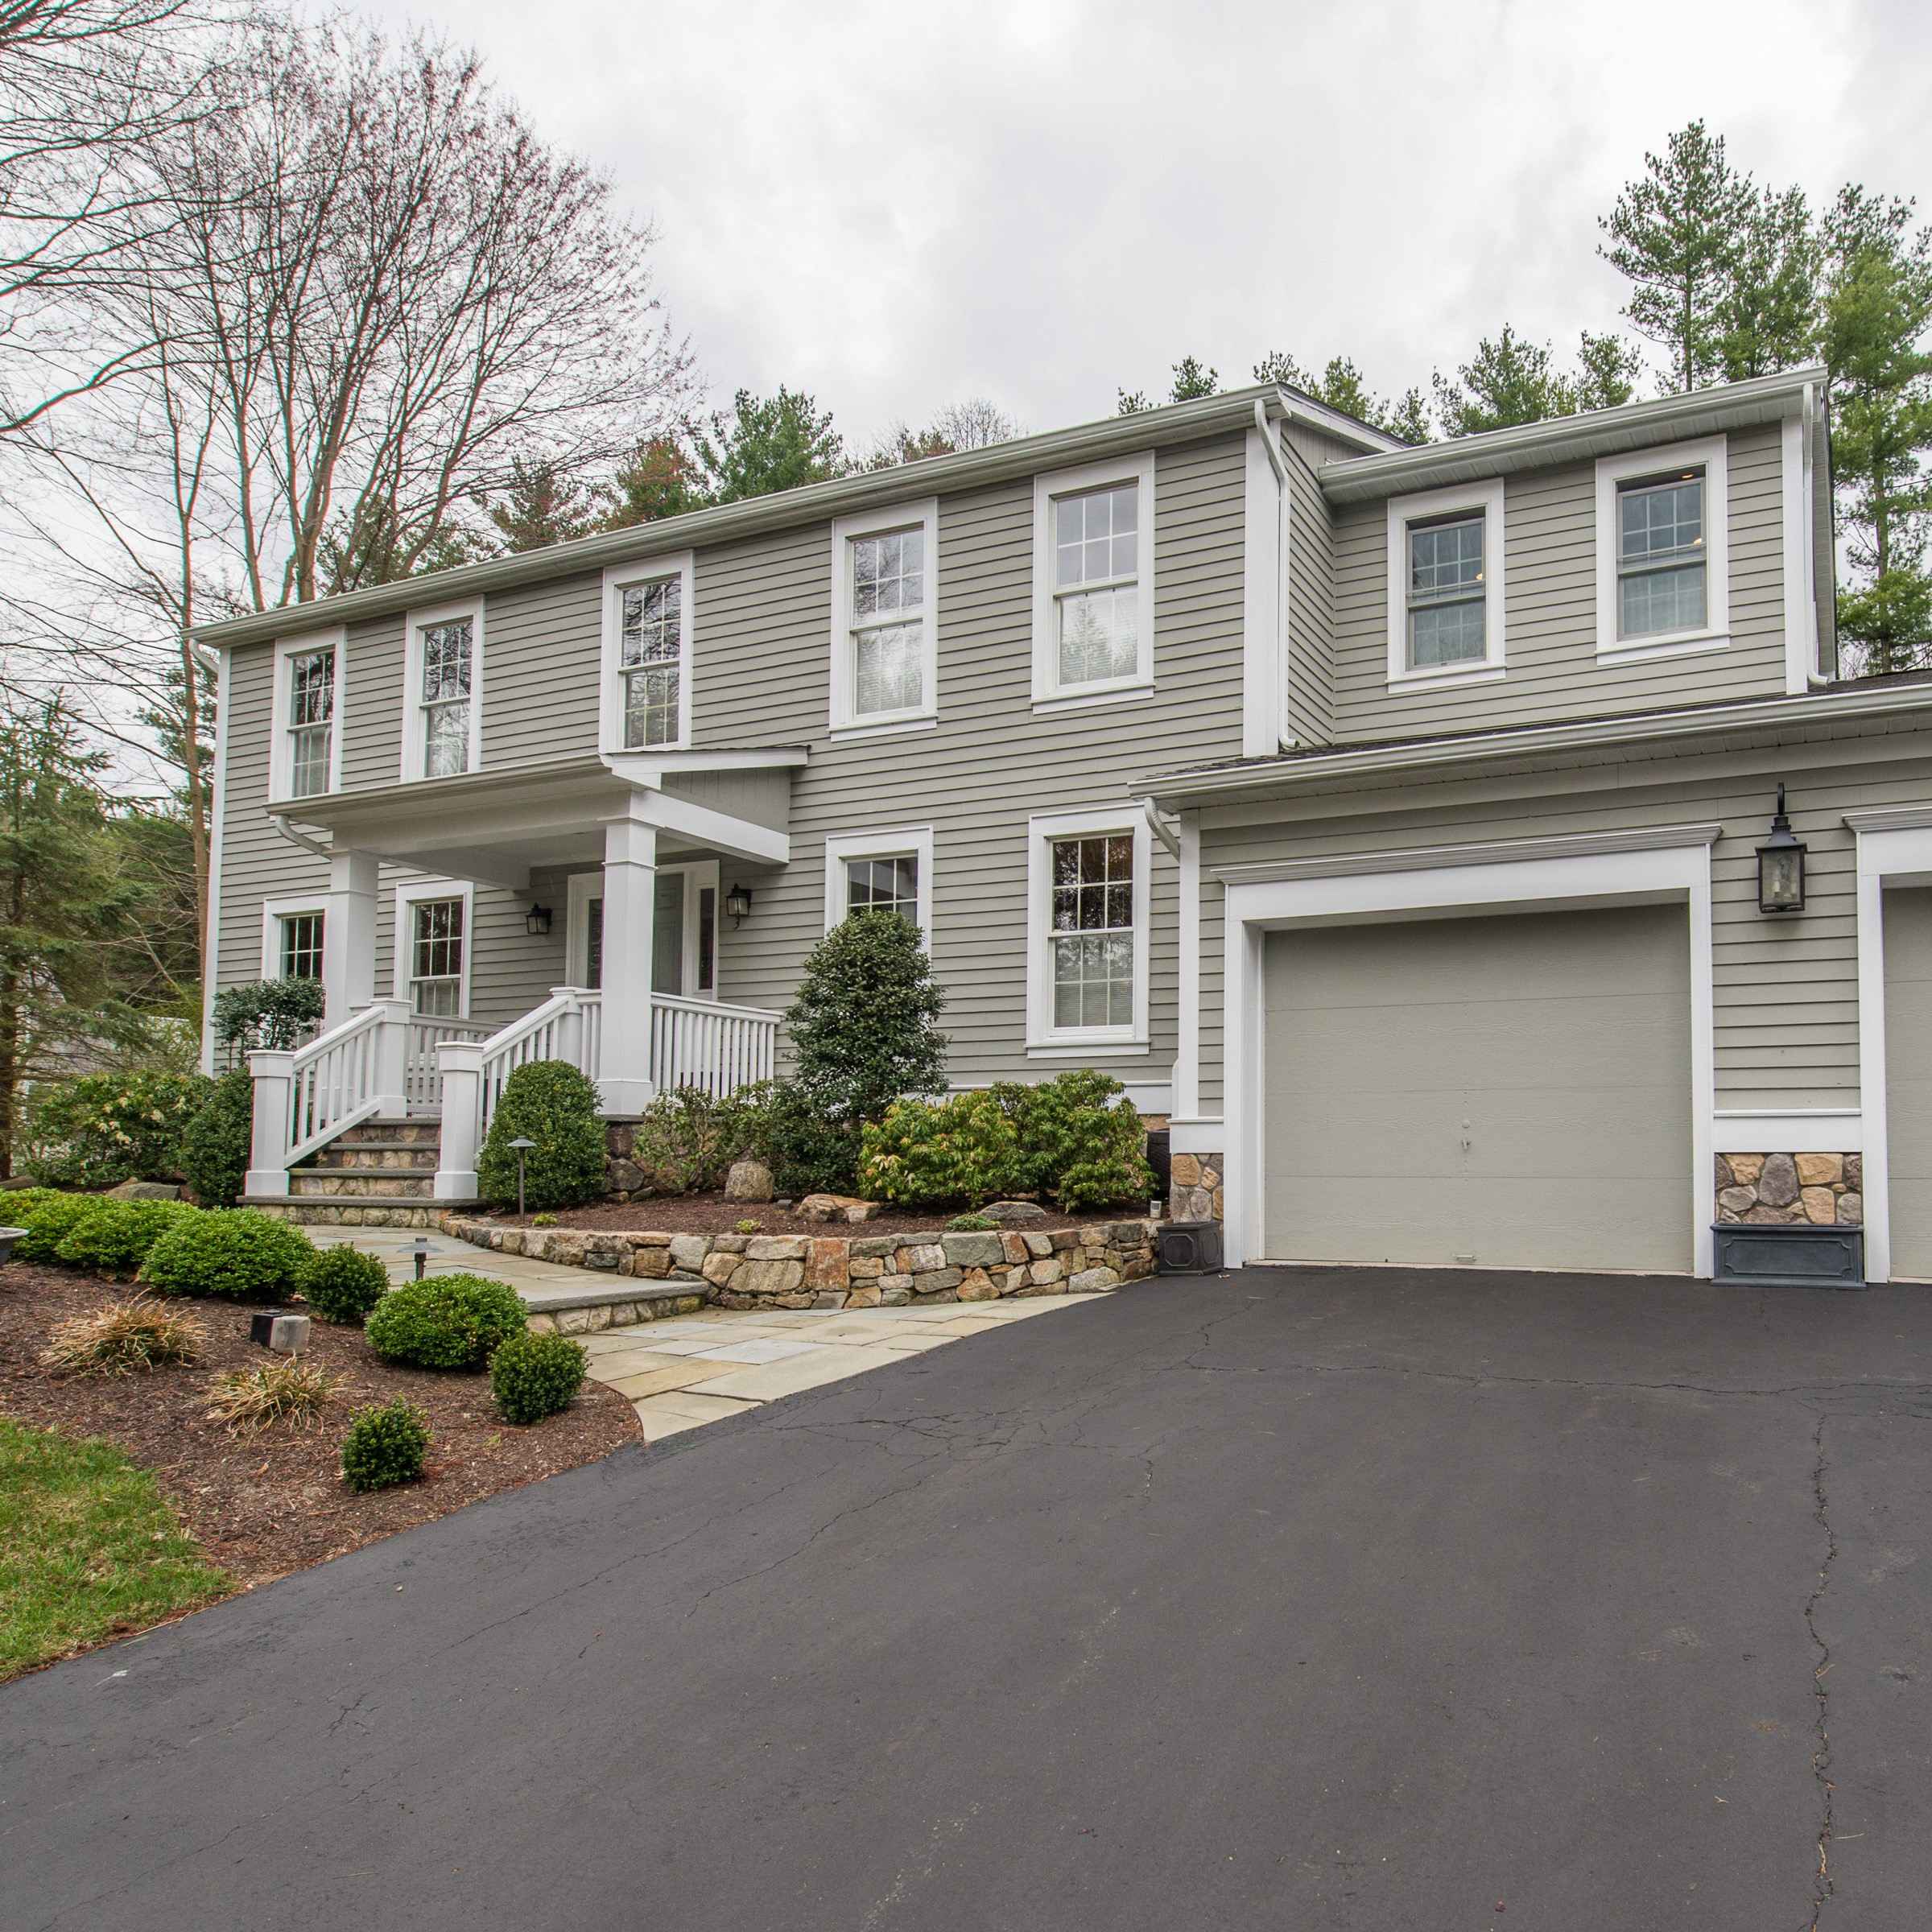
1261;904;1693;1274
1884;886;1932;1282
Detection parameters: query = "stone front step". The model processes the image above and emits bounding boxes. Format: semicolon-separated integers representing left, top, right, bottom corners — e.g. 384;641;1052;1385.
343;1117;443;1146
307;1146;441;1173
247;1199;473;1228
290;1170;436;1199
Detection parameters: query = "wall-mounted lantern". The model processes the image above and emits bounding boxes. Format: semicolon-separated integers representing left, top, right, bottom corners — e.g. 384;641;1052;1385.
1757;784;1807;915
724;884;753;928
524;902;553;938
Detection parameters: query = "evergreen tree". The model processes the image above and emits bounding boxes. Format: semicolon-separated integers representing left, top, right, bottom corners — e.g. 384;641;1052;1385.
1716;183;1821;380
1118;357;1220;415
483;456;602;551
691;387;846;502
1254;349;1431;443
604;433;709;527
1572;330;1643;411
1600;120;1757;393
1822;187;1932;675
1432;327;1644;435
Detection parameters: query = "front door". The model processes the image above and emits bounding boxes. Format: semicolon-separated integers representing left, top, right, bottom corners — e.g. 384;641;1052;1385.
569;862;720;997
652;871;685;994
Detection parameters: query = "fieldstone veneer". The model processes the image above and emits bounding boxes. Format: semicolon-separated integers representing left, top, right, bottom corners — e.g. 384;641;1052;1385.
445;1219;1158;1323
1169;1152;1223;1224
1715;1153;1862;1228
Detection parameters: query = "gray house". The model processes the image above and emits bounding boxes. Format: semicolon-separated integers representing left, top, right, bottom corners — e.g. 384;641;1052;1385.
199;362;1932;1283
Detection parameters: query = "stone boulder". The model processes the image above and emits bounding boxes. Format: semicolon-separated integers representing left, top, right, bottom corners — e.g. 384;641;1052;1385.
106;1179;182;1201
724;1158;774;1203
799;1192;877;1223
980;1199;1046;1224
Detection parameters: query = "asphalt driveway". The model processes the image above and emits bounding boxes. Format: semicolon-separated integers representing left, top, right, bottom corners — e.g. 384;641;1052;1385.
5;1266;1930;1931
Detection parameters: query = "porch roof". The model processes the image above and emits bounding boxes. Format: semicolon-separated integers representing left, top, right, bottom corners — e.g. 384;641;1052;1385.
269;749;803;889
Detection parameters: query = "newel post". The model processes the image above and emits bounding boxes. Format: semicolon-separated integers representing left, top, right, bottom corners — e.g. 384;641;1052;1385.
244;1049;295;1199
434;1041;484;1202
370;998;414;1116
551;987;585;1074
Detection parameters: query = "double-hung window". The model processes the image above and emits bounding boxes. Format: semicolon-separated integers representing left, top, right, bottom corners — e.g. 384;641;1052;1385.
1384;479;1505;687
829;501;938;733
1032;452;1155;707
402;601;482;781
1594;436;1728;659
270;629;344;799
406;894;465;1016
1025;809;1150;1052
601;554;694;752
279;911;324;982
823;827;934;940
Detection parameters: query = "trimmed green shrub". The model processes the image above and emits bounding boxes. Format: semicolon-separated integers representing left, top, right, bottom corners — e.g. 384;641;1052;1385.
489;1331;588;1424
786;910;947;1128
0;1186;62;1230
627;1084;759;1194
140;1208;315;1302
298;1245;390;1325
56;1199;201;1277
341;1400;431;1492
14;1191;102;1264
212;976;326;1054
180;1068;253;1208
477;1061;605;1211
734;1080;862;1198
364;1272;526;1372
21;1071;213;1189
860;1089;1023;1208
1004;1070;1154;1211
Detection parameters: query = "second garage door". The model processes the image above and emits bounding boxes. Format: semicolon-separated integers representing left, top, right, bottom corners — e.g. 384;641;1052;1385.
1261;903;1693;1274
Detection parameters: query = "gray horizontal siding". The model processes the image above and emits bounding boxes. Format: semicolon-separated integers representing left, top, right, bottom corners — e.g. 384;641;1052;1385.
1327;420;1790;743
1193;726;1932;1116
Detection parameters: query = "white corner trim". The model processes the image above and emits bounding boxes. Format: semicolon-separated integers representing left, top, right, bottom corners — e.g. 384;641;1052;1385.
1594;433;1729;660
200;645;233;1075
267;625;346;803
829;496;939;733
1023;803;1153;1054
260;895;326;976
1385;476;1506;688
390;877;477;1017
823;824;935;945
598;551;695;754
1217;837;1716;1279
399;595;485;782
1781;415;1819;695
1210;821;1724;888
1243;423;1286;759
1031;448;1156;709
1712;1109;1863;1154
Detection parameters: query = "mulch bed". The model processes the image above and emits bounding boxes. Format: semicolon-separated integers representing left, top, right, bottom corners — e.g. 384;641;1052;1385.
478;1193;1142;1237
0;1265;639;1609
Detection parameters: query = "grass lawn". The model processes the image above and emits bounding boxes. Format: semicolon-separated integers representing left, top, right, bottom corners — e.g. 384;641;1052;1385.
0;1418;229;1681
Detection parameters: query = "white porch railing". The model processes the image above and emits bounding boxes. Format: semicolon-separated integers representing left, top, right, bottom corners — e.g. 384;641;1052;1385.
245;998;412;1196
403;1015;490;1114
650;993;778;1097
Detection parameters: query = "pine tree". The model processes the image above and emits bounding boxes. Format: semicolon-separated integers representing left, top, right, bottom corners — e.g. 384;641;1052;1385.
1256;349;1431;443
1822;187;1932;675
1431;328;1645;435
691;388;846;502
1119;357;1220;414
1716;183;1821;380
484;456;601;551
604;433;708;527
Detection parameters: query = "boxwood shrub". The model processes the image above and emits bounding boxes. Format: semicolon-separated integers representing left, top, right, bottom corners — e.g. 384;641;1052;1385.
489;1331;588;1424
297;1245;391;1325
180;1068;254;1208
56;1199;202;1277
140;1208;315;1302
364;1272;526;1372
476;1061;606;1212
14;1191;103;1264
341;1400;431;1492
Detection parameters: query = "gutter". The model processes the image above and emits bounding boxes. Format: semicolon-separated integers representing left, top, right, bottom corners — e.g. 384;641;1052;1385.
1131;677;1932;807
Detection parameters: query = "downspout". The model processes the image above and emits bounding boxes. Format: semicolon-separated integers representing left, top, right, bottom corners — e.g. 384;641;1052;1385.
270;813;333;861
1254;400;1296;749
1802;379;1833;688
1144;796;1182;860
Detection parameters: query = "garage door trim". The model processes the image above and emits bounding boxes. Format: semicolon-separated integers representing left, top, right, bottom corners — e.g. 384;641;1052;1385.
1220;832;1718;1277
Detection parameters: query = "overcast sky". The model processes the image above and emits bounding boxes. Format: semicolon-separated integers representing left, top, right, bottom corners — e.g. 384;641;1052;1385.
321;0;1932;442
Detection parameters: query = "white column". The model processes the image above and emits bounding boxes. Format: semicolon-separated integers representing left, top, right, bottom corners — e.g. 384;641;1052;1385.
324;848;380;1026
598;803;658;1113
433;1041;483;1200
1174;811;1201;1121
244;1048;295;1199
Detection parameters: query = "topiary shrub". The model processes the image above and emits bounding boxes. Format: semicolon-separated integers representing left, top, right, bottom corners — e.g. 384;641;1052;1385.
298;1245;390;1325
180;1068;254;1208
489;1331;588;1424
14;1191;102;1264
1004;1071;1154;1211
21;1071;213;1189
140;1208;315;1302
211;976;326;1055
477;1061;605;1211
341;1400;431;1492
56;1199;201;1277
859;1088;1024;1208
364;1272;526;1372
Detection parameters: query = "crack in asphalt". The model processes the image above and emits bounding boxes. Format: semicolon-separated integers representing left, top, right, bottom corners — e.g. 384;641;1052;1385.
1805;1414;1837;1931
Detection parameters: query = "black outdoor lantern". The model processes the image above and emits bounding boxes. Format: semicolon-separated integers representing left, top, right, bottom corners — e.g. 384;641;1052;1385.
524;902;553;938
724;883;753;927
1757;784;1807;915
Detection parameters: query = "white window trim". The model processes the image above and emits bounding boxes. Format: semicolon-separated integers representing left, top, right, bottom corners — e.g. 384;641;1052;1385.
399;597;485;782
1594;434;1730;663
823;825;935;944
1024;806;1152;1055
598;551;695;754
1031;449;1156;712
1385;477;1506;691
391;877;475;1017
267;626;345;803
260;896;326;978
828;497;939;737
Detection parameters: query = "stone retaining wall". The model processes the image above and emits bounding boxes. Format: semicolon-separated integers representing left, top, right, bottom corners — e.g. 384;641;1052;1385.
1715;1153;1862;1228
444;1217;1158;1314
1169;1152;1223;1224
